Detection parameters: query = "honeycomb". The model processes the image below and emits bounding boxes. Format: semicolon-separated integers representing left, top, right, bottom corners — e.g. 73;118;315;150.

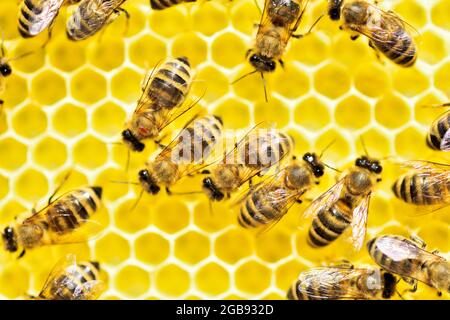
0;0;449;300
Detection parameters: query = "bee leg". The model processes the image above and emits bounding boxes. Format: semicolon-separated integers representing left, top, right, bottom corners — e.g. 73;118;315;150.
47;171;71;205
437;291;442;297
296;199;302;204
165;187;172;195
335;260;354;269
200;170;210;175
154;140;167;149
18;249;26;259
114;7;131;37
248;179;253;188
410;234;427;249
401;278;418;294
350;35;359;41
227;193;231;199
278;59;285;69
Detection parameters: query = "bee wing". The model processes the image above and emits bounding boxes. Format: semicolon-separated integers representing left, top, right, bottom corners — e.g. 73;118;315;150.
72;280;105;300
440;129;450;151
295;267;375;300
77;0;118;33
352;4;418;58
303;178;345;218
22;0;65;36
401;160;449;172
350;193;371;251
39;254;78;297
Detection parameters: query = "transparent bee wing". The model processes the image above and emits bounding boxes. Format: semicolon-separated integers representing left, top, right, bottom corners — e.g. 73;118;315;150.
47;219;104;245
38;254;78;298
71;280;105;300
350;193;371;251
23;0;65;36
295;267;375;300
440;129;450;151
303;178;345;218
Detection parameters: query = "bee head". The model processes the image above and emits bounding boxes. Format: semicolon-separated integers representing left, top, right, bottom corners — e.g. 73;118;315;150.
0;63;12;77
355;156;382;174
138;169;160;195
2;226;18;253
302;153;325;178
381;271;397;299
248;53;276;73
328;0;343;20
202;177;224;201
122;129;145;152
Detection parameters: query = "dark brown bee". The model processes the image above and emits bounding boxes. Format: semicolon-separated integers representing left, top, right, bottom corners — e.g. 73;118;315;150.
2;186;102;258
18;0;80;38
392;161;450;208
202;130;294;201
237;0;308;101
138;114;223;195
236;152;325;229
328;0;417;67
368;234;450;295
122;57;193;152
287;264;397;300
150;0;196;10
304;156;382;251
426;104;450;152
66;0;129;41
33;254;104;300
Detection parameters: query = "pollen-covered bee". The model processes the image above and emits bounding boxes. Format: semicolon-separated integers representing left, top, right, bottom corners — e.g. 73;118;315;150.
368;234;450;295
236;152;325;229
150;0;196;10
328;0;417;67
32;254;104;300
122;57;193;152
287;265;398;300
202;129;294;201
392;160;450;209
66;0;129;41
304;155;382;250
426;103;450;152
18;0;80;38
238;0;309;100
138;114;223;195
1;186;103;258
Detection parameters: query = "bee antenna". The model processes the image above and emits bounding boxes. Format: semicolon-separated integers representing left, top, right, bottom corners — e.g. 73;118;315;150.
319;139;336;158
1;29;5;58
126;149;131;174
359;136;369;157
109;180;140;185
8;50;35;63
208;199;213;216
253;0;263;15
323;162;341;173
168;190;204;195
422;102;450;109
260;72;268;102
231;70;258;85
130;189;144;214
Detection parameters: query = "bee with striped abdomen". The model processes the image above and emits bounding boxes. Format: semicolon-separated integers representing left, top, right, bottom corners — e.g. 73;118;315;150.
426;103;450;152
138;114;223;195
150;0;196;10
368;234;450;295
392;160;450;209
66;0;129;41
287;264;398;300
18;0;80;39
237;0;309;101
304;155;382;250
236;152;325;230
122;57;193;152
202;129;294;201
1;183;102;258
328;0;417;67
32;254;104;300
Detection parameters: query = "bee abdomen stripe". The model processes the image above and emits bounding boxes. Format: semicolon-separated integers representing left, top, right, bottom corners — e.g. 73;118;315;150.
311;219;339;242
68;194;90;219
166;62;190;76
318;207;350;233
24;0;42;14
159;69;188;86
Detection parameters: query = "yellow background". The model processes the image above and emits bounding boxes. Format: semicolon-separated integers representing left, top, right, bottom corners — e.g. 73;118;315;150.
0;0;449;299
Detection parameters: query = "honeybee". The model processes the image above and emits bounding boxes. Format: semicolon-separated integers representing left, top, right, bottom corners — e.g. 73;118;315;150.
367;234;450;295
328;0;417;67
32;254;104;300
236;152;325;229
150;0;196;10
18;0;81;38
287;265;398;300
426;103;450;152
239;0;309;101
66;0;129;41
202;129;294;201
392;160;450;209
122;57;193;152
1;186;103;258
138;114;223;195
304;155;382;250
